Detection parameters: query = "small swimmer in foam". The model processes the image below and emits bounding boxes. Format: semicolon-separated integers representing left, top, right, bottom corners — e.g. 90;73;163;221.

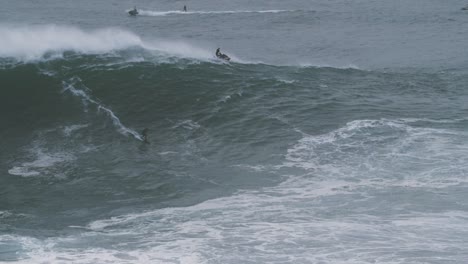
141;128;150;144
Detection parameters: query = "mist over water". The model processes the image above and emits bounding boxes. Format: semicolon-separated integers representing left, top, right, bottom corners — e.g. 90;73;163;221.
2;0;468;263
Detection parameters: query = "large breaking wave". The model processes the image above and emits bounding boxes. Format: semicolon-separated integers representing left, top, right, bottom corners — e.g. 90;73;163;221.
0;25;142;61
3;24;468;263
0;25;226;63
0;24;358;67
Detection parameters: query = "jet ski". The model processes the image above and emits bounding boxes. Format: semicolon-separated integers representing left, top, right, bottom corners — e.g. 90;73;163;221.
129;8;138;16
215;48;231;61
216;53;231;61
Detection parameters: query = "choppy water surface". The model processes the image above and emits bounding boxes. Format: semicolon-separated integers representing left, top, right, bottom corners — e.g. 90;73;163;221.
2;0;468;263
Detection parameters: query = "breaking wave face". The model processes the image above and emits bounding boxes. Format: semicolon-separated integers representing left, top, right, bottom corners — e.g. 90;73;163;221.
3;23;468;264
0;24;352;66
0;24;226;63
4;117;468;263
0;25;143;61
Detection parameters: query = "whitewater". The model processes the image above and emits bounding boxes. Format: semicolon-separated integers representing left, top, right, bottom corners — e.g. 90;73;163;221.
2;0;468;263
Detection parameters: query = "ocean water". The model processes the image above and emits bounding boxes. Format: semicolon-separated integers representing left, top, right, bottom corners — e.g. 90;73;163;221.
2;0;468;263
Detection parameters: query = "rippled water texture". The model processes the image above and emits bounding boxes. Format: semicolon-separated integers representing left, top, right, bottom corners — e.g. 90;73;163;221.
2;0;468;263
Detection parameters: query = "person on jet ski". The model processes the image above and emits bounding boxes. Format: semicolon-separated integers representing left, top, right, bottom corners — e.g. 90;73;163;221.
216;48;231;61
129;6;138;15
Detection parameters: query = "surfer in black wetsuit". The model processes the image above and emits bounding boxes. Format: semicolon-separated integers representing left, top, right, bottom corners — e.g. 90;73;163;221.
183;5;187;12
141;128;149;144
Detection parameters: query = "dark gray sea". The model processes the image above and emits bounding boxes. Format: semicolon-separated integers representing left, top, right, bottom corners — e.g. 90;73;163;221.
2;0;468;263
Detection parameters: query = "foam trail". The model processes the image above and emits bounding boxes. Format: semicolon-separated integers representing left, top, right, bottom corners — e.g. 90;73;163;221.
140;40;248;63
141;40;215;61
8;147;74;177
0;24;143;61
62;79;143;141
138;9;294;16
298;62;361;70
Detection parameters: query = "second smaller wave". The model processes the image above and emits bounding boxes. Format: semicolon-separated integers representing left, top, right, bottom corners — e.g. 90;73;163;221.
137;9;297;17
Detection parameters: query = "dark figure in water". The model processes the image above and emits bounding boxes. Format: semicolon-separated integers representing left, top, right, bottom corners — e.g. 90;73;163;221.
141;128;150;144
215;48;231;61
183;5;187;12
129;6;138;16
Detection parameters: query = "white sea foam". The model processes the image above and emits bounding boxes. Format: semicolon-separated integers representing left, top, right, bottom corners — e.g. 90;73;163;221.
141;40;216;61
137;9;294;17
50;116;468;263
0;24;238;64
171;120;201;131
0;24;143;61
0;24;346;67
283;118;468;188
0;211;13;219
62;78;143;141
298;62;361;70
275;78;296;84
232;164;271;172
11;178;468;263
62;124;89;137
158;151;178;156
140;40;246;63
38;68;57;77
8;146;74;177
7;118;468;262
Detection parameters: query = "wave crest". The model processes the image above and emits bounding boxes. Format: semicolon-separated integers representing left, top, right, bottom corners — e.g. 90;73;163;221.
0;25;143;61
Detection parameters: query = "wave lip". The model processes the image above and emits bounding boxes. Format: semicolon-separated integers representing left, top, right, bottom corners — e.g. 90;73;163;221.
0;25;143;61
0;24;245;64
0;24;359;67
